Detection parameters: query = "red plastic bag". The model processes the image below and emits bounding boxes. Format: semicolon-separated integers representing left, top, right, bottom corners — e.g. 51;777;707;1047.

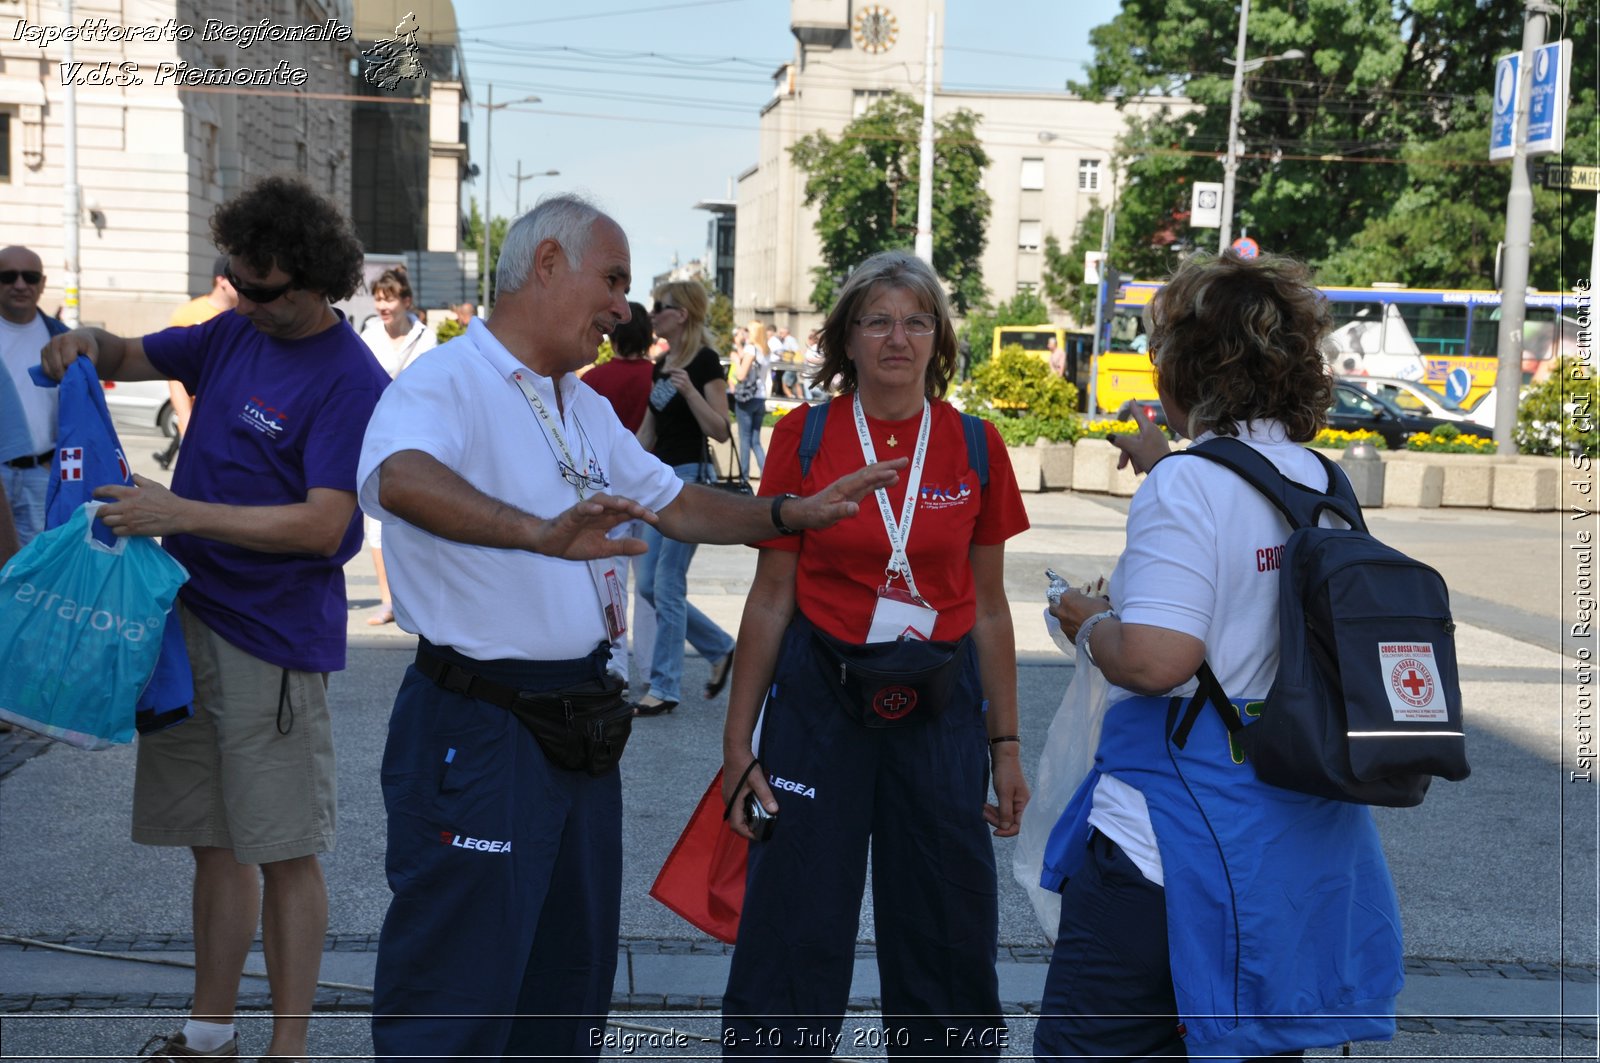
649;768;748;944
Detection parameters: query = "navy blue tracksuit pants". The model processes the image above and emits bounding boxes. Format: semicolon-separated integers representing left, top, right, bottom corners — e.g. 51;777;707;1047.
722;616;1005;1058
372;640;620;1062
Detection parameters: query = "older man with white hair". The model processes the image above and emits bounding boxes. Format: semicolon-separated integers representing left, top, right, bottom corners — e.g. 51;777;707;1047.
359;193;904;1061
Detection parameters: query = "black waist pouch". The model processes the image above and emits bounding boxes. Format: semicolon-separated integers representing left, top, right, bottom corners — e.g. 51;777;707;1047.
415;647;632;776
808;624;970;727
509;678;633;776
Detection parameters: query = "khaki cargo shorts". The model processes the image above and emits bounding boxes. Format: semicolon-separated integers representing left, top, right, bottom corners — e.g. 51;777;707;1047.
132;603;336;864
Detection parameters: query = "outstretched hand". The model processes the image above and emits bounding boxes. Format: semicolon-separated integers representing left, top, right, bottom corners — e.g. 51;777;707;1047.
784;457;908;531
1109;414;1172;475
528;493;658;560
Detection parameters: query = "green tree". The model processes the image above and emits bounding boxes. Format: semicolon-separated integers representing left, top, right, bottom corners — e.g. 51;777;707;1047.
1042;208;1105;325
463;200;510;297
791;94;991;312
1073;0;1597;290
704;282;735;355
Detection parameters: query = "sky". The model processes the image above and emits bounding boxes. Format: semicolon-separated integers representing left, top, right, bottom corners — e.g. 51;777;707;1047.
449;0;1126;285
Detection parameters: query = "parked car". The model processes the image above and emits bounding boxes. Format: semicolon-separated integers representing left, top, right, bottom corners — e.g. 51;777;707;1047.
1341;375;1477;424
1327;381;1490;449
101;379;177;438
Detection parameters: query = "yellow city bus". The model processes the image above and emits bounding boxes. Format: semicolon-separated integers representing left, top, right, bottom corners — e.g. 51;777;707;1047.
1092;281;1583;415
990;325;1094;410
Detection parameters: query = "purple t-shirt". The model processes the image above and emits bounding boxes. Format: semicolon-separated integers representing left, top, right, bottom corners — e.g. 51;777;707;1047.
144;310;388;672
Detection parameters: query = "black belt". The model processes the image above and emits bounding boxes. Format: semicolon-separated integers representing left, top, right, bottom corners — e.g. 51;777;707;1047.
5;449;53;470
414;646;529;712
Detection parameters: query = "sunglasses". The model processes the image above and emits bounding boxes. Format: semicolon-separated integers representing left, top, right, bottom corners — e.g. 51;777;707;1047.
224;267;295;304
0;270;43;285
651;301;680;314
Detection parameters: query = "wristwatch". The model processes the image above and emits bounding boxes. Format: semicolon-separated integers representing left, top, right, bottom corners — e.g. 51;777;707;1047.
771;493;799;535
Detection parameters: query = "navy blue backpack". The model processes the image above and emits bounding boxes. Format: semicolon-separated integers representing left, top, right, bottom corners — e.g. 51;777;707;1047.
1173;437;1470;808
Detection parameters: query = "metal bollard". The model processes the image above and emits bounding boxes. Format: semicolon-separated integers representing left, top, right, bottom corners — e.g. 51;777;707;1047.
1339;440;1384;509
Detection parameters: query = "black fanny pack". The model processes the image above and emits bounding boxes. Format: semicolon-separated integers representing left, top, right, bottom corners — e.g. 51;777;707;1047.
415;648;632;776
808;623;970;728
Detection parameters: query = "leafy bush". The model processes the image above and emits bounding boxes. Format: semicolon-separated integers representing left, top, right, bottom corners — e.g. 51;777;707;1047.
958;344;1080;429
1517;358;1599;456
992;413;1075;446
1405;423;1496;454
435;317;466;344
1313;428;1387;449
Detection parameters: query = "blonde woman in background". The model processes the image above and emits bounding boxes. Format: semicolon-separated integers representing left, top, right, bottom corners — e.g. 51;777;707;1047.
731;320;774;478
632;280;738;715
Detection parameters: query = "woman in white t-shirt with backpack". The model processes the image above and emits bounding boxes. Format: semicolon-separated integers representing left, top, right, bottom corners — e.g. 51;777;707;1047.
730;321;773;478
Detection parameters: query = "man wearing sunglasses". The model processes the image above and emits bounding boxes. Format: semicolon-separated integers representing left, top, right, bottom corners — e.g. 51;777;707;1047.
0;245;68;546
38;177;392;1063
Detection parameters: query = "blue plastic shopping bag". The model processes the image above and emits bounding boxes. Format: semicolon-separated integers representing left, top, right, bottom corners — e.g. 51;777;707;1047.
30;358;195;731
0;501;188;748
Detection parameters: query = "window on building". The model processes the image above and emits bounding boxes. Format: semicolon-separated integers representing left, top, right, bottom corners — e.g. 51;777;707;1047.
1078;158;1101;193
1018;220;1042;252
1017;280;1038;296
200;122;219;185
852;89;892;117
0;114;10;183
1020;157;1044;190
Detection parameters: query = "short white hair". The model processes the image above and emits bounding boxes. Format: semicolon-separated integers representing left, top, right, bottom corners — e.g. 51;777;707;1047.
495;193;606;298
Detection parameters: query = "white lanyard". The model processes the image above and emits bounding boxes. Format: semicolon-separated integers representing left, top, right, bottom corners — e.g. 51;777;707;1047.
852;394;931;602
511;370;589;501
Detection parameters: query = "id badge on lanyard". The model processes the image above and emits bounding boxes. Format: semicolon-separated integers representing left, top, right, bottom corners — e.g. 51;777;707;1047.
854;395;939;643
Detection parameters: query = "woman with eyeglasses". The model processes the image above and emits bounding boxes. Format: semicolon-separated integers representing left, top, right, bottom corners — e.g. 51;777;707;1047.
357;265;436;625
631;281;738;716
718;250;1031;1055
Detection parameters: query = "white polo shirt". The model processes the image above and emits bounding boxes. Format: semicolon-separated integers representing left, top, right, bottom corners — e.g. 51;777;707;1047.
358;318;683;661
1090;419;1346;883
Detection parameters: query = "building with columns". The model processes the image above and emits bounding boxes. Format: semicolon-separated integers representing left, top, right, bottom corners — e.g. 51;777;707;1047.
0;0;468;334
734;0;1184;334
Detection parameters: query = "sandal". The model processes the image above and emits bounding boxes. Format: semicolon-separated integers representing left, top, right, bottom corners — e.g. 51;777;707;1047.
366;606;395;626
631;696;678;717
703;650;735;699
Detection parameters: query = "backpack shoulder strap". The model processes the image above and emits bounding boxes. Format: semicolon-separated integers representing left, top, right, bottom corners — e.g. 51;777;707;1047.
960;412;990;488
798;401;831;479
1174;436;1363;530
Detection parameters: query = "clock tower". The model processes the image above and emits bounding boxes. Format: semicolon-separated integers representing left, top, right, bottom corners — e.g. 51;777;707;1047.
739;2;944;325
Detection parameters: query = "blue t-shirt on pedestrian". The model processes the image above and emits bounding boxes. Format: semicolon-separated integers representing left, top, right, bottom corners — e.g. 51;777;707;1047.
144;310;388;673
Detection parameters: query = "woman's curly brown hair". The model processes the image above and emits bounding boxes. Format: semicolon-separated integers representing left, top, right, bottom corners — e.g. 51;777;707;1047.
211;175;365;302
815;250;958;399
1148;251;1334;442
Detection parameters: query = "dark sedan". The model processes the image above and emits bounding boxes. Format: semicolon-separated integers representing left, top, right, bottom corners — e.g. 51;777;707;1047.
1328;381;1491;448
1118;383;1489;449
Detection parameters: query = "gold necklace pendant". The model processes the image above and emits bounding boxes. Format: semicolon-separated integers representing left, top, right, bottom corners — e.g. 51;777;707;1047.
886;434;899;448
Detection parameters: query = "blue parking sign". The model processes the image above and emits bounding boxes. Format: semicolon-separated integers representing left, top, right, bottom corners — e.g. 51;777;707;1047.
1526;41;1569;155
1489;52;1518;161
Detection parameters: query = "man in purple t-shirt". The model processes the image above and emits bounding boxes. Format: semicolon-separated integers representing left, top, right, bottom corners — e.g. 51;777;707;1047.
40;176;388;1062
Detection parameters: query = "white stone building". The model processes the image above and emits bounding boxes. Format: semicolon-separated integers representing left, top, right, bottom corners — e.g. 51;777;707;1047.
0;0;468;334
734;0;1184;334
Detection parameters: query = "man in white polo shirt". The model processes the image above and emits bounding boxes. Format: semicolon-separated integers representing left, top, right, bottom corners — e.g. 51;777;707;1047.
357;192;902;1062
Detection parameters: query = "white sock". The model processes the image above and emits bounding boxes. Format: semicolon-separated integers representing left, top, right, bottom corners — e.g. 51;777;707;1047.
181;1019;236;1052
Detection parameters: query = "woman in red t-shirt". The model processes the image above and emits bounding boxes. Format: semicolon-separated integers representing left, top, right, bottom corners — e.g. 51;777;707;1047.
718;250;1031;1053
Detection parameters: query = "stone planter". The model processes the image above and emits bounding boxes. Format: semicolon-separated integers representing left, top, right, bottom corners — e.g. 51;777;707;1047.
1038;441;1074;490
1007;445;1043;493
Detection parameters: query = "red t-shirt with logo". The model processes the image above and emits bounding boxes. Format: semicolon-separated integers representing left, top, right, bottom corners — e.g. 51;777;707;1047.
755;398;1029;643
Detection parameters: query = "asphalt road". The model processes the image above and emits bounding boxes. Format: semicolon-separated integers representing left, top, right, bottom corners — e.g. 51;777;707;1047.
1;418;1592;1060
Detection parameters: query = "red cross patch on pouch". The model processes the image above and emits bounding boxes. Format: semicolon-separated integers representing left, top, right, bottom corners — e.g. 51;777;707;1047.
872;685;918;721
58;447;83;481
1378;642;1446;722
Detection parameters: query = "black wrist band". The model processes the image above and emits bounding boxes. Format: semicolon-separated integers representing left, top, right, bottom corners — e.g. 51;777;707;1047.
988;735;1020;747
771;493;799;535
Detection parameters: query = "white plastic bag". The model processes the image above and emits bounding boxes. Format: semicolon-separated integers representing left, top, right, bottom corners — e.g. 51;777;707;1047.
1012;620;1112;943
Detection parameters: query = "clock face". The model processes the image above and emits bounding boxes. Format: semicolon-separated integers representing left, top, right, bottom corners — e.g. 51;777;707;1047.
853;4;898;54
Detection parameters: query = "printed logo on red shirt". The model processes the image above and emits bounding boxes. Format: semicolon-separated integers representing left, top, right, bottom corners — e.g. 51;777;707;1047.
917;477;974;511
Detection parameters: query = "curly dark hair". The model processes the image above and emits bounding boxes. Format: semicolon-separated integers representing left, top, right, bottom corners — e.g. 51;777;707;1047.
815;251;958;399
210;175;365;302
1148;251;1334;442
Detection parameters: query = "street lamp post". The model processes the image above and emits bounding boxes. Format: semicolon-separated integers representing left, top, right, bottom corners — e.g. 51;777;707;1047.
1218;0;1303;252
478;85;541;315
513;162;561;216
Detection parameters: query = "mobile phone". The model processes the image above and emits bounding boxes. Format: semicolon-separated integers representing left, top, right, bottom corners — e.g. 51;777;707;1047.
744;791;777;842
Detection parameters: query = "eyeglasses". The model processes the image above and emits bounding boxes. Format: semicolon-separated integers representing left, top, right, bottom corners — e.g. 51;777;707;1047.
651;301;680;315
0;270;43;286
559;460;609;491
224;267;295;304
854;313;937;338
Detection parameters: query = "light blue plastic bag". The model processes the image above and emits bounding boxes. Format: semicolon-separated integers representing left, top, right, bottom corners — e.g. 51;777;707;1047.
0;501;188;749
